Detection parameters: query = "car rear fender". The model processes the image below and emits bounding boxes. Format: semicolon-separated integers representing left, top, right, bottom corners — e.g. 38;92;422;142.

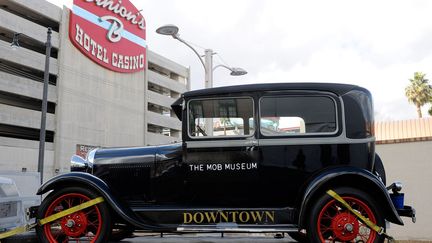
297;167;403;227
37;172;171;230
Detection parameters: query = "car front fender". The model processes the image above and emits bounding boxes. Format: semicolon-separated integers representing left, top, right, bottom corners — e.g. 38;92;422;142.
37;172;172;230
297;166;403;227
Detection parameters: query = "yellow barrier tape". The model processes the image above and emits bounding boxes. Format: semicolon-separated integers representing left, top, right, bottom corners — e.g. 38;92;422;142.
39;196;104;225
326;190;395;242
0;225;31;240
0;196;104;240
327;190;382;233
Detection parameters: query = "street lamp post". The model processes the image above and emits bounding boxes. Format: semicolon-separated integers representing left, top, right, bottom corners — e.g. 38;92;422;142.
156;24;247;89
213;64;248;76
204;49;213;89
156;25;247;137
11;28;52;184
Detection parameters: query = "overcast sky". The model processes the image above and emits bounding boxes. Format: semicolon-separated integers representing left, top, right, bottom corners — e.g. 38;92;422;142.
51;0;432;121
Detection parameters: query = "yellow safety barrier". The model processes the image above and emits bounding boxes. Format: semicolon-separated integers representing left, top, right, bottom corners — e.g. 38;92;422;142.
327;190;395;243
0;196;104;240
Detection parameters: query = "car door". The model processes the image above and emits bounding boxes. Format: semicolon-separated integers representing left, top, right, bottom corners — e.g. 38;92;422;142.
183;96;260;207
257;92;340;207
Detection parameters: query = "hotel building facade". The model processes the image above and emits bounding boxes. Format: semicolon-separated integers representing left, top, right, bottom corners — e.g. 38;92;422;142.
0;0;189;180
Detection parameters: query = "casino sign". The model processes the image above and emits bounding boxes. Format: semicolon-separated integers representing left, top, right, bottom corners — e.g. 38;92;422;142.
69;0;146;73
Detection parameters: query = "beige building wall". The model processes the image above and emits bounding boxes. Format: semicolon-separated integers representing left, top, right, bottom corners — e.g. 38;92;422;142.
0;0;60;179
54;9;146;173
375;117;432;144
374;118;432;240
146;50;189;145
377;141;431;240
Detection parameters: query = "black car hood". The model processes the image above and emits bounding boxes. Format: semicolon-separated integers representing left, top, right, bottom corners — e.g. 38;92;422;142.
93;143;182;165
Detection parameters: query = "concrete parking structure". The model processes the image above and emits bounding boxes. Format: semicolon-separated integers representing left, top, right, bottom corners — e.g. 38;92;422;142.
0;0;189;180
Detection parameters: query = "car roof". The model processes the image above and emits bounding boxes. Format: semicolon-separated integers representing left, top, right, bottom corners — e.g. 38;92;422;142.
182;82;363;98
172;82;370;121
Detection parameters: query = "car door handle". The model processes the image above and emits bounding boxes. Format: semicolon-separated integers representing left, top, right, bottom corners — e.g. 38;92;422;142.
247;145;257;151
245;140;258;151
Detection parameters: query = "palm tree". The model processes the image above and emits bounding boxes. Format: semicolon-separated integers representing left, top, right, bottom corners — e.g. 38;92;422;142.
220;118;229;135
405;72;432;118
429;98;432;116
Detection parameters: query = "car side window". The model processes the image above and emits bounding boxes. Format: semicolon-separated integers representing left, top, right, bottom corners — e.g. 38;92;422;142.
260;96;337;136
188;97;255;138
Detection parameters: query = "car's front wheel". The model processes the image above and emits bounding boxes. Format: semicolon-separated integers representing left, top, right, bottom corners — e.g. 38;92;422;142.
307;187;385;243
36;187;112;243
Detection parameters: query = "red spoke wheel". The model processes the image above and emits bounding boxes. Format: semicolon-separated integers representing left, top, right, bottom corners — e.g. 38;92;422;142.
36;187;111;243
307;187;385;243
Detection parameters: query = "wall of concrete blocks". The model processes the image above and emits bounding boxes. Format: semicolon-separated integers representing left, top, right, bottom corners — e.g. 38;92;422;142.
377;140;432;240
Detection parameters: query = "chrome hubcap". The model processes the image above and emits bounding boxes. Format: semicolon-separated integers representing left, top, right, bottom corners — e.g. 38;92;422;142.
345;223;354;232
65;219;75;228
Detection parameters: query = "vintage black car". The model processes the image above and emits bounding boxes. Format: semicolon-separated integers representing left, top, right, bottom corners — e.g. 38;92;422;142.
35;83;415;242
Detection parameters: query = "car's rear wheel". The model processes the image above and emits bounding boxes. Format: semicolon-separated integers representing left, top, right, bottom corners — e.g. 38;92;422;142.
307;187;385;243
36;187;111;243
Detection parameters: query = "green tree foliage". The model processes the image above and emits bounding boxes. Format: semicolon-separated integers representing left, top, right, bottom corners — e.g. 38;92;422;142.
405;72;432;118
429;101;432;116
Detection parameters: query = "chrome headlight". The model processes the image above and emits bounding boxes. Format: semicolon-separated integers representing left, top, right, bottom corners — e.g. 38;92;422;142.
70;155;89;172
86;148;97;164
70;148;98;173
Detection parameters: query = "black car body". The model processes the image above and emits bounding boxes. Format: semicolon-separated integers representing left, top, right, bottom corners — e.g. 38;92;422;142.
35;83;415;242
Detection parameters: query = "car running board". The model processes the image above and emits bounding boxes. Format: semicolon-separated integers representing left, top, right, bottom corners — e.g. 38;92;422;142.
177;223;298;233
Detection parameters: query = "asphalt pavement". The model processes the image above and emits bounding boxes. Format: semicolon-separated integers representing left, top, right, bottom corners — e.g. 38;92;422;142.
3;231;295;243
3;231;429;242
121;233;295;242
